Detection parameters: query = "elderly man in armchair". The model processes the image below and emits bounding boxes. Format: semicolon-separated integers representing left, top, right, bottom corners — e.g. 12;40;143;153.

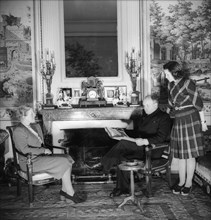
101;94;172;197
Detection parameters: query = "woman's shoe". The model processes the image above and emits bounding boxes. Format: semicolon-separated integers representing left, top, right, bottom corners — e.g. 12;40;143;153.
65;191;86;203
172;184;184;195
181;186;192;196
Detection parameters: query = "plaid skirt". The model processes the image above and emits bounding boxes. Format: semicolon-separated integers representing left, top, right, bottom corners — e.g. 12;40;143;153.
171;107;205;159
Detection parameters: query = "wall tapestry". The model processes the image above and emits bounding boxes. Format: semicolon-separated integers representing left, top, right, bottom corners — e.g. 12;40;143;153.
150;0;211;103
0;0;33;111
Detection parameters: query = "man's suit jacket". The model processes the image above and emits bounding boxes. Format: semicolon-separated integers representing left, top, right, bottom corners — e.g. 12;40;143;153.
133;108;172;145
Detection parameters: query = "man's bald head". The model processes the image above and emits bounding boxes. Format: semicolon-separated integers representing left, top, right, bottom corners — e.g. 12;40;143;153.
143;94;159;115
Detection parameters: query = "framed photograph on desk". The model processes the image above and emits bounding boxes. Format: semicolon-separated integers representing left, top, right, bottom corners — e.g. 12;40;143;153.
104;86;127;104
57;88;72;108
104;86;116;103
73;89;81;98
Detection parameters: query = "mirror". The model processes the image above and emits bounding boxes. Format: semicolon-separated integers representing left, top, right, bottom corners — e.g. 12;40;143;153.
64;0;118;78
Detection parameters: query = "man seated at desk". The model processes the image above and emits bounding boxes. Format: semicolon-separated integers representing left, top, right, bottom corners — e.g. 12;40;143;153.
101;94;172;197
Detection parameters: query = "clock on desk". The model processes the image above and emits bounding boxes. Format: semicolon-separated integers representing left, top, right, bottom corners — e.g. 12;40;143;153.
87;88;98;101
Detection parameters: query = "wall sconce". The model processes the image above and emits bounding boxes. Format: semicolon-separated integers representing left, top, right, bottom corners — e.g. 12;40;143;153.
125;48;141;105
40;49;56;108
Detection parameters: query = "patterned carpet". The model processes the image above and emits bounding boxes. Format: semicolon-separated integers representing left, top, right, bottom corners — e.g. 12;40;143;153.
0;176;211;220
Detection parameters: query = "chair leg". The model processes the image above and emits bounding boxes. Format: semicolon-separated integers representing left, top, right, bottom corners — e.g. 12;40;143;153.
166;164;172;187
17;178;22;196
28;182;33;207
145;171;152;197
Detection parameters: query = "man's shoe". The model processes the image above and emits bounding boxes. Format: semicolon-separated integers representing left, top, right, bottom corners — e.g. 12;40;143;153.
89;162;102;169
172;184;184;195
134;190;143;196
181;186;192;196
109;188;129;197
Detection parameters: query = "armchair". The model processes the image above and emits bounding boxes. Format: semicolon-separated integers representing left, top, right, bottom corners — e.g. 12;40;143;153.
6;124;68;207
142;142;172;197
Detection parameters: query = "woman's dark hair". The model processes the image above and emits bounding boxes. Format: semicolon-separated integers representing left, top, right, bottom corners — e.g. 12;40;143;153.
163;61;189;79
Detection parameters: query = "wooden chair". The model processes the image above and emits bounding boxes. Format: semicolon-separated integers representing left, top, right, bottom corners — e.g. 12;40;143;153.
6;124;68;207
140;142;172;197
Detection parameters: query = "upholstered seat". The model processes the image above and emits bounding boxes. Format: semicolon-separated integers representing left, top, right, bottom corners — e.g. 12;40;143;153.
18;170;54;183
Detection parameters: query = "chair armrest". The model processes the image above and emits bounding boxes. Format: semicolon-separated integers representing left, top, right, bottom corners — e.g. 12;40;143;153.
58;138;68;144
145;142;169;152
44;142;68;154
144;142;170;172
52;145;68;154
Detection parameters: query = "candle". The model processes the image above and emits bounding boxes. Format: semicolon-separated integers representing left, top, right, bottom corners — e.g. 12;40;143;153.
40;58;42;70
125;52;127;64
46;49;49;61
131;48;135;59
51;51;55;58
51;51;55;64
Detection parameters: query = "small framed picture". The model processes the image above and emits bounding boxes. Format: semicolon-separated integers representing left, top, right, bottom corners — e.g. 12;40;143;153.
73;89;81;98
58;88;72;100
57;88;72;108
117;86;127;98
104;86;116;103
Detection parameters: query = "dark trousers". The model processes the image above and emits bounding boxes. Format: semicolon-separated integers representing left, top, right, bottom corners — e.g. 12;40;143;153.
101;139;144;191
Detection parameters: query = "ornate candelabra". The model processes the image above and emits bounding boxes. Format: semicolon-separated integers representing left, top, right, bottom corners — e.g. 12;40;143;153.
125;48;141;105
40;49;56;106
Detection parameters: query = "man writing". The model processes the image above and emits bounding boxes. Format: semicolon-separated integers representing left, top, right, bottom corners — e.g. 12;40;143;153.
101;94;172;197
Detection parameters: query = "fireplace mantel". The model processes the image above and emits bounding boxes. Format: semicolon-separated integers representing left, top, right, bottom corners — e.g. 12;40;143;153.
41;106;141;121
40;106;142;147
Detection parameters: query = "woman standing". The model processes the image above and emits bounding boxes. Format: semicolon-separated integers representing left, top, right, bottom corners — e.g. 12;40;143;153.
13;105;86;203
163;61;208;196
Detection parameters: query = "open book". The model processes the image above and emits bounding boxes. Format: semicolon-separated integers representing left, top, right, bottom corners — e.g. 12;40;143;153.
105;127;136;142
105;127;128;139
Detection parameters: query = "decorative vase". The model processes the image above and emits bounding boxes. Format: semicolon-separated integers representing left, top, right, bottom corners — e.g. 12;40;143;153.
131;91;139;105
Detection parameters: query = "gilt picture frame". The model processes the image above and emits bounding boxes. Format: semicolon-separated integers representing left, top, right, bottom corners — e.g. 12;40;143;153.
104;85;127;103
